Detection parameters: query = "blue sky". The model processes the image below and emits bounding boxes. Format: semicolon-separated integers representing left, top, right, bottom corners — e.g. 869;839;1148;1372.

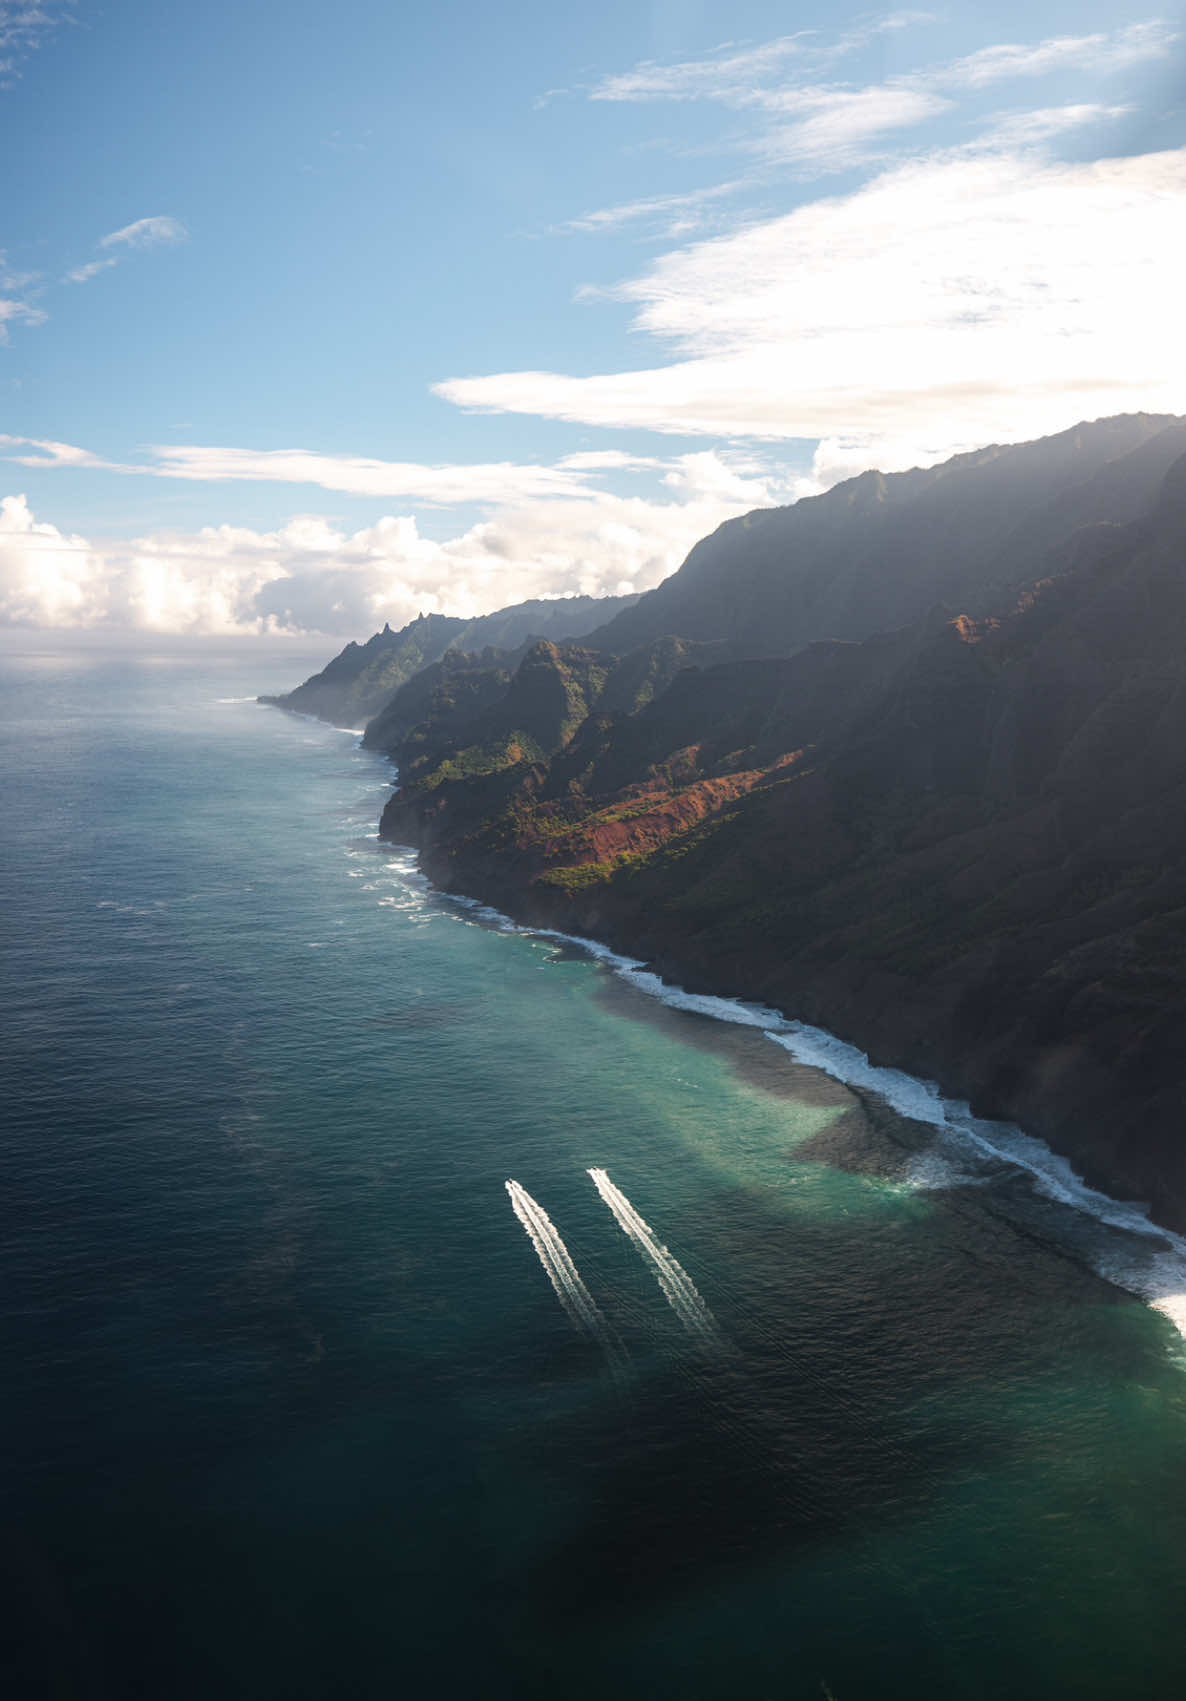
2;0;1183;636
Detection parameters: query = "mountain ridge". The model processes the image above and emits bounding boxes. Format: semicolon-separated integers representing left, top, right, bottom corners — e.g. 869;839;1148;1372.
583;413;1186;658
260;591;639;727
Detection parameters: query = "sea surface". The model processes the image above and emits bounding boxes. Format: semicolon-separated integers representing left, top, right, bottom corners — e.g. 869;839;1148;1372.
4;643;1186;1701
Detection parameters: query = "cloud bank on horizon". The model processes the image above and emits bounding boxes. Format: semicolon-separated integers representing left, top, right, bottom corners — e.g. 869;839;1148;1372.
0;451;785;637
2;4;1183;638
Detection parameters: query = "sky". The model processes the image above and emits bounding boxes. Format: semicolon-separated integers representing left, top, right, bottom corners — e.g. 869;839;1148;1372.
1;0;1183;640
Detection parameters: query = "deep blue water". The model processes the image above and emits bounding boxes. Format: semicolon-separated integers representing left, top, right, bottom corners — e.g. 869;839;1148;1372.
4;644;1186;1700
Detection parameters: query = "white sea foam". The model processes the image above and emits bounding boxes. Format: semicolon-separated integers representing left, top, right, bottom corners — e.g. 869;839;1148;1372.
554;934;1186;1340
587;1167;720;1345
262;703;368;739
764;1022;1186;1338
400;874;1186;1346
901;1146;979;1193
505;1180;626;1373
447;892;521;929
768;1024;1150;1228
769;1024;947;1122
531;930;787;1029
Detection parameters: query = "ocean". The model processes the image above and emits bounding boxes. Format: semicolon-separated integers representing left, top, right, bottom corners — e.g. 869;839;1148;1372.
4;641;1186;1700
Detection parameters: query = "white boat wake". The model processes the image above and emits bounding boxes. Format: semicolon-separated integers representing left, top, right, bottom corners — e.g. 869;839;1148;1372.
505;1180;626;1372
587;1167;719;1344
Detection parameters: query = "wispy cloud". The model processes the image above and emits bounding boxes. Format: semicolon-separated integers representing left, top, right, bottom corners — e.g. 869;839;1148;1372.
558;179;750;236
589;14;937;106
0;253;38;291
0;297;47;342
592;34;818;105
99;215;188;250
579;17;1178;182
0;249;45;338
754;84;949;168
0;435;104;466
437;144;1186;480
0;436;697;508
977;102;1131;149
594;17;1176;110
64;215;189;286
132;445;636;505
65;257;119;285
0;1;71;90
504;16;1185;473
933;20;1178;89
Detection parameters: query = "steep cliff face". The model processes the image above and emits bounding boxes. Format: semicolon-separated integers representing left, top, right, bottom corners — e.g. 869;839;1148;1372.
361;646;521;765
376;641;615;788
366;632;727;781
261;613;469;727
585;414;1186;660
380;444;1186;1230
261;592;639;727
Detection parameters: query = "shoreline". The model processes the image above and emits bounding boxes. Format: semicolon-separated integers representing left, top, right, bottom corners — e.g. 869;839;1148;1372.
379;827;1186;1343
380;782;1186;1239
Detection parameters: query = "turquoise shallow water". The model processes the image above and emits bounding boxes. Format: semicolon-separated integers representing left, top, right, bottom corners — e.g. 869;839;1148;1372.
4;644;1186;1700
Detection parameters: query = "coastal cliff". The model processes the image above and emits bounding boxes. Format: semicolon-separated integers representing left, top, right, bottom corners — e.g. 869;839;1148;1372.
374;420;1186;1231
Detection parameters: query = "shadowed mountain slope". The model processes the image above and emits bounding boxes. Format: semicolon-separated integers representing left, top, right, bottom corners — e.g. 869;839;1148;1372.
379;433;1186;1229
585;414;1186;659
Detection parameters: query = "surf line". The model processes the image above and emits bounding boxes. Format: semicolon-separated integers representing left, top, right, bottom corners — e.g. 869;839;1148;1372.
587;1168;719;1343
505;1180;626;1371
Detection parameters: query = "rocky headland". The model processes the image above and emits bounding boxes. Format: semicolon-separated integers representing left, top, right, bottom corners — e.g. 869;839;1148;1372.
260;592;638;728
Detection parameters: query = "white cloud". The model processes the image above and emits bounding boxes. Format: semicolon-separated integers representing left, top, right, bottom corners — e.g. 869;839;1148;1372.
99;215;188;250
977;102;1130;148
591;34;816;104
0;296;46;341
0;435;108;468
61;215;188;291
558;180;749;236
143;445;609;504
755;84;950;167
0;252;44;333
437;145;1186;478
66;257;119;285
0;436;681;506
0;451;790;636
0;253;38;291
0;0;68;89
589;13;938;106
933;20;1178;89
577;19;1178;185
555;450;665;471
593;18;1177;110
0;495;106;625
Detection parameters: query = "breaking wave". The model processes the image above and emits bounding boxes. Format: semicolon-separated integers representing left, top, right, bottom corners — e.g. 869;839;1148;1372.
400;881;1186;1347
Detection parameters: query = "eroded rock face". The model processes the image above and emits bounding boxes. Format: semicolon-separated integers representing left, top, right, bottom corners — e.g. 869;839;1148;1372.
380;434;1186;1231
